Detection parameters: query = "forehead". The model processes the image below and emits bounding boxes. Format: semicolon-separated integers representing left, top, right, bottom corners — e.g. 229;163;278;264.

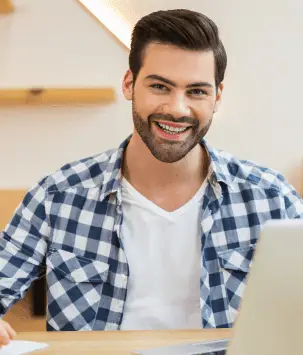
139;43;215;84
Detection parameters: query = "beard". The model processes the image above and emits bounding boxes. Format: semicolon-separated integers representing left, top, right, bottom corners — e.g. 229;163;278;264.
132;99;213;163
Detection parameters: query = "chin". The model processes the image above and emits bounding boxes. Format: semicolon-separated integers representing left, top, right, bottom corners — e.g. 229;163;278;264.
149;148;190;164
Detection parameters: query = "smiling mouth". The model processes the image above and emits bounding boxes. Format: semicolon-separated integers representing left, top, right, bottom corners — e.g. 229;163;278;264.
154;122;191;135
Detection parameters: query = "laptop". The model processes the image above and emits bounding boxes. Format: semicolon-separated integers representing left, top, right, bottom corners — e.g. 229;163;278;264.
133;219;303;355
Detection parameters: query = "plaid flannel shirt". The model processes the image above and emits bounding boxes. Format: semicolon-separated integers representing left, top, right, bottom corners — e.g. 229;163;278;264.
0;137;302;331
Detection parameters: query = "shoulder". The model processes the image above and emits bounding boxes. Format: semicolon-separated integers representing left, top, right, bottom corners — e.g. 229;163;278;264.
212;148;303;218
211;146;292;193
42;148;119;193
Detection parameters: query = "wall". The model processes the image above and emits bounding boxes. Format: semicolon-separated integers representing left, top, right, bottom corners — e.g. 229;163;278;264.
1;0;302;192
0;0;131;188
206;0;303;192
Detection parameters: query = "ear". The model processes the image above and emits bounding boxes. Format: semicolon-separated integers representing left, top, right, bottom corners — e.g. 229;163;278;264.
122;69;134;101
213;82;224;113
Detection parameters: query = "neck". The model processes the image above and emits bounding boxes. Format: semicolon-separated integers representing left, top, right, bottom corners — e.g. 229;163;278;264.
122;132;209;190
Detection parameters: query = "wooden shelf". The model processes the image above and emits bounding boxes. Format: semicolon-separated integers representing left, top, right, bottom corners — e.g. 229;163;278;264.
0;0;14;14
0;88;116;106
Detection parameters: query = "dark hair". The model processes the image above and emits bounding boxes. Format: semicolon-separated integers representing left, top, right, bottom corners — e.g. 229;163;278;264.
129;9;227;89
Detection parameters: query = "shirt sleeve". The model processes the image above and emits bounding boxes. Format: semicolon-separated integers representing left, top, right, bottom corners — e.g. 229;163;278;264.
279;175;303;219
0;178;49;317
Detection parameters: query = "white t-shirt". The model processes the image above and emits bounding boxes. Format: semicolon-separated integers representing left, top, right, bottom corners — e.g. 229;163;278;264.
119;177;207;330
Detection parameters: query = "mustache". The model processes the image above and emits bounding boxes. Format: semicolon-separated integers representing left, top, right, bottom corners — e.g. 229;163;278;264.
148;114;198;126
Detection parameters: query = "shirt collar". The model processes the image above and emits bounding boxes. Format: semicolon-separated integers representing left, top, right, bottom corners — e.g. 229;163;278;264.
100;136;233;202
203;140;234;189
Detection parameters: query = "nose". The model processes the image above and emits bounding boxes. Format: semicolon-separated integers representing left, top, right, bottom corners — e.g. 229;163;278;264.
161;93;191;118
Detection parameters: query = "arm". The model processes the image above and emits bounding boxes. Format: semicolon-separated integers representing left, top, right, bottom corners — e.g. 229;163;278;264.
0;178;49;317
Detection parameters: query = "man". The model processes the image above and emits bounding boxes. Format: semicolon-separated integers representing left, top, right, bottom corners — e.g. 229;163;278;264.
0;8;302;346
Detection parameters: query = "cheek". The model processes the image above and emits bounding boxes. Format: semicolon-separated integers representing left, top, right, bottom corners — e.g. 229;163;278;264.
135;92;162;116
195;101;215;121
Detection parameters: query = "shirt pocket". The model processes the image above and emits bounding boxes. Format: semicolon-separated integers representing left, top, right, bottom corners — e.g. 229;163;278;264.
217;244;255;324
46;249;109;331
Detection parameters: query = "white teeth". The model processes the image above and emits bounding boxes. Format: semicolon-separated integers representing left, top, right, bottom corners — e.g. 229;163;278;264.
157;122;187;133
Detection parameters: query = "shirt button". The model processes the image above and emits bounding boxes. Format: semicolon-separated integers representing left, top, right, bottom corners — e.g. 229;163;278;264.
210;176;216;185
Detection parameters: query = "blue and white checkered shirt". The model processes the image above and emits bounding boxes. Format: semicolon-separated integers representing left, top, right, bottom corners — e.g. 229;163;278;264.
0;138;302;330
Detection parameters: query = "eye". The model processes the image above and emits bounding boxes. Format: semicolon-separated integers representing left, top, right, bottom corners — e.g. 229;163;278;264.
150;83;169;91
188;88;207;96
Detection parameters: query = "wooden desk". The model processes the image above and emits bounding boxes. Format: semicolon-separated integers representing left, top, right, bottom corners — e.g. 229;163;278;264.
16;329;231;354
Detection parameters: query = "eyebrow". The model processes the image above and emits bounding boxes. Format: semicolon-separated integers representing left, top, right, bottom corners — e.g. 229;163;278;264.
145;74;214;89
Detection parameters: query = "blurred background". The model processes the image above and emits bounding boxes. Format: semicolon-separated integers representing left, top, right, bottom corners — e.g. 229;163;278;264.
0;0;302;331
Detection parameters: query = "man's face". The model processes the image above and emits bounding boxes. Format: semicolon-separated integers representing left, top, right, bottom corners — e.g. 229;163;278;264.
123;43;223;163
